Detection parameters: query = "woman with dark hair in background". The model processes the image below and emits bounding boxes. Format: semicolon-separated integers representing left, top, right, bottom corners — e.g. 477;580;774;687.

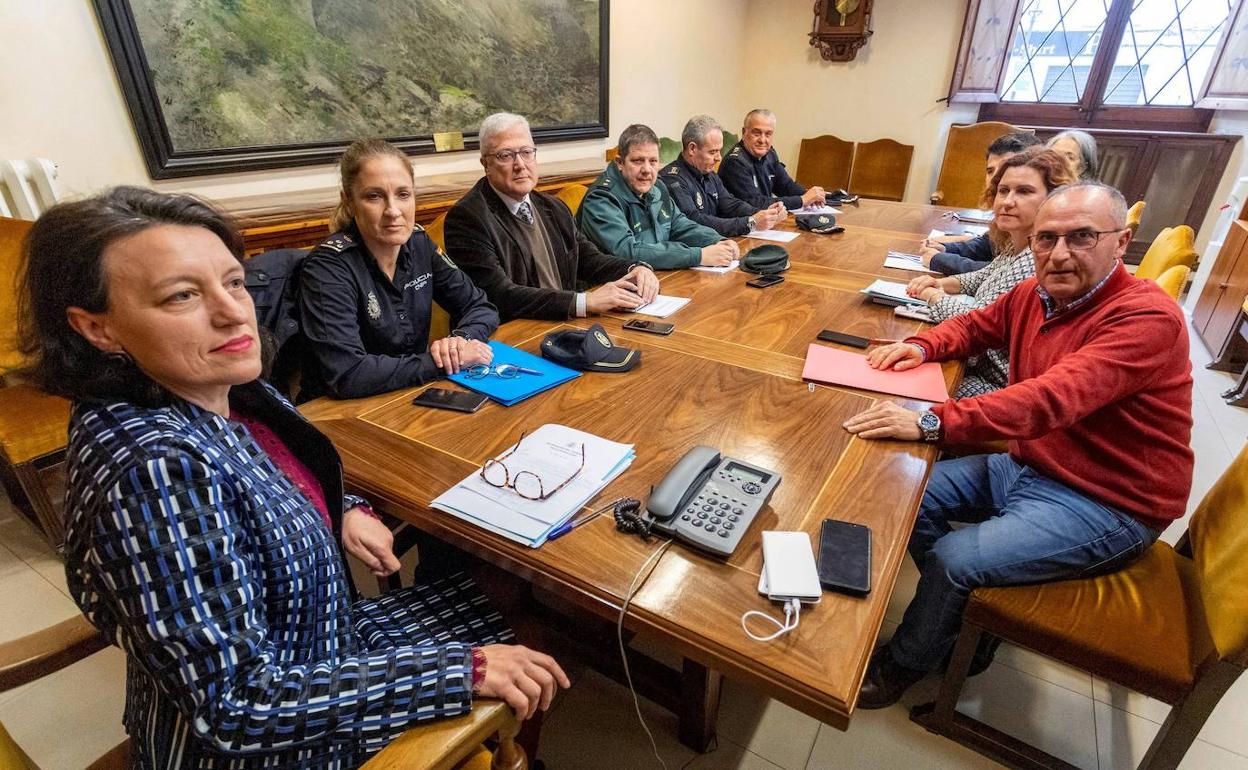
298;138;500;400
19;186;567;769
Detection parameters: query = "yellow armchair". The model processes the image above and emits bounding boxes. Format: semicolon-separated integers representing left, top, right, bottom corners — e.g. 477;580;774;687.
1155;264;1190;301
913;441;1248;769
555;183;588;216
1126;200;1146;235
1135;225;1197;281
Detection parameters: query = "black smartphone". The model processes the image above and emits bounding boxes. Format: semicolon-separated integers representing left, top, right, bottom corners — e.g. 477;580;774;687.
411;387;489;413
746;275;785;289
817;330;870;348
623;319;675;335
817;518;872;595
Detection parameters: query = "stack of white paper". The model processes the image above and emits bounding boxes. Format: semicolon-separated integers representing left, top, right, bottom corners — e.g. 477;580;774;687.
432;424;635;547
692;259;739;274
633;295;691;318
883;251;941;275
860;279;928;307
748;230;800;243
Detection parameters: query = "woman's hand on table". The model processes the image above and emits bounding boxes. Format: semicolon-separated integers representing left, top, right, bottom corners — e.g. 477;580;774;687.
906;275;939;297
431;337;492;374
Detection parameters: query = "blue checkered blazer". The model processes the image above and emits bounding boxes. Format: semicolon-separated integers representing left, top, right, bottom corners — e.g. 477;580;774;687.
63;381;509;769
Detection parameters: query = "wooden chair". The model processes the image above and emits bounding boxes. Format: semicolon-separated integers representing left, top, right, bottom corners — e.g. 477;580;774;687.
1127;200;1147;236
931;122;1028;208
0;615;124;769
848;138;914;202
0;612;525;770
0;217;71;550
796;134;853;192
912;442;1248;770
422;213;452;341
1136;225;1198;281
555;183;588;216
604;147;618;162
1155;264;1190;302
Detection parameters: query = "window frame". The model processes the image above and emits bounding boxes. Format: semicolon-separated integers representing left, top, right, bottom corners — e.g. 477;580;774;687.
951;0;1243;132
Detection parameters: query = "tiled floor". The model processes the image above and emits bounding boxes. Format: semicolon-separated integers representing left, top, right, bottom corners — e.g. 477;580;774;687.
1;317;1246;769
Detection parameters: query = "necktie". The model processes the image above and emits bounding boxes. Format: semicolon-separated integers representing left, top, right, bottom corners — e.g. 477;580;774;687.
517;200;535;225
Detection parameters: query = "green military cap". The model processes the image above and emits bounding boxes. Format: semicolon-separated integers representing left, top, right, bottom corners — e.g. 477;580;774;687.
740;244;790;275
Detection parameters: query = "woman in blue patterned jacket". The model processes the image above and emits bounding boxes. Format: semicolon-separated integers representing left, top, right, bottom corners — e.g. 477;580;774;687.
17;187;569;769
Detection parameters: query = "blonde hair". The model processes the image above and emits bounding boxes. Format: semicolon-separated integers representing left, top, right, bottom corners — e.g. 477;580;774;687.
330;139;414;232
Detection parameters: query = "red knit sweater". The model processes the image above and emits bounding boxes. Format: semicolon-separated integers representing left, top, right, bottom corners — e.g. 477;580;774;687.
909;265;1193;530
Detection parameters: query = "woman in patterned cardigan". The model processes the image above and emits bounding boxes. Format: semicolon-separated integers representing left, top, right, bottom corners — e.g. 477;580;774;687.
17;187;568;769
905;148;1075;398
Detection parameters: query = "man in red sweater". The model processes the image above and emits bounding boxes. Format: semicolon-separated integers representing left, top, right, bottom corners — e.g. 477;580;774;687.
844;182;1193;709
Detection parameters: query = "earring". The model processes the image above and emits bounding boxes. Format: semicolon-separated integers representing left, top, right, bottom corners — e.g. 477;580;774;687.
106;350;132;365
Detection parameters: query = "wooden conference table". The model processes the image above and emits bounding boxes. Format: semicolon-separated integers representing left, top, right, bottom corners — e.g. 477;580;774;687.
300;199;964;745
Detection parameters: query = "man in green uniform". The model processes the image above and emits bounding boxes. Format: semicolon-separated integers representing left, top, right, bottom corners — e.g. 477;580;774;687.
579;124;738;270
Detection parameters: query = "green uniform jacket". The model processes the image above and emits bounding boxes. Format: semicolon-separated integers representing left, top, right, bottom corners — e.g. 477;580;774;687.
577;161;722;269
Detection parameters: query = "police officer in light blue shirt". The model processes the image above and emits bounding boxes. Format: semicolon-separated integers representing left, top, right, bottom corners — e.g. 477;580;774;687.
719;109;826;212
660;115;787;238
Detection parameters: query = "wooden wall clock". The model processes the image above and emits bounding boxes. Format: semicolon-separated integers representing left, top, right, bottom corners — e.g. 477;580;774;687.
809;0;874;62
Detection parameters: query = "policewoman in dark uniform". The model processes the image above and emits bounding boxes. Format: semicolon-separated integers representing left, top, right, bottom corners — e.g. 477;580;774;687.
718;108;825;212
300;139;500;400
660;115;785;237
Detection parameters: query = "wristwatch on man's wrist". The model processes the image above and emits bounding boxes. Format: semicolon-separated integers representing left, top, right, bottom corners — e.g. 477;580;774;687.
748;215;758;232
918;411;942;443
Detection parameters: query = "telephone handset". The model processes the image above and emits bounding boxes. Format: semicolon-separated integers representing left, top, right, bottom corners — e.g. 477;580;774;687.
644;445;782;557
647;446;721;522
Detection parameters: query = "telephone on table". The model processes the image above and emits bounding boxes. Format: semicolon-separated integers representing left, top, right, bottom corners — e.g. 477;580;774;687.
644;446;782;557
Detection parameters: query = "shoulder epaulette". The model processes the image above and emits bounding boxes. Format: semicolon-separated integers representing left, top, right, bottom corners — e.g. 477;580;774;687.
666;165;680;175
412;222;426;232
321;233;354;253
438;250;459;270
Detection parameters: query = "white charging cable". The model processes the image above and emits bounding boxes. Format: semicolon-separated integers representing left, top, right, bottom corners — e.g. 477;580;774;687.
741;597;802;642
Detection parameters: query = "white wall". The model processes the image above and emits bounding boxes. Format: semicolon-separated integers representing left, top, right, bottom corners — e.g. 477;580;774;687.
0;0;1240;224
735;0;978;205
0;0;747;203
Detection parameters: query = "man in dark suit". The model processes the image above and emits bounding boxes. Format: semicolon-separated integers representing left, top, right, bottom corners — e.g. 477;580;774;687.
445;113;659;322
660;115;786;237
719;109;825;211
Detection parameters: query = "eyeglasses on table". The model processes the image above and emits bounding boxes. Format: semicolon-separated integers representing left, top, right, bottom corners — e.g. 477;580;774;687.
480;430;586;501
464;363;543;379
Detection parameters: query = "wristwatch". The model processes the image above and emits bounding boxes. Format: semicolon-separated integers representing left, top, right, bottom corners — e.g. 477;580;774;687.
747;215;758;232
918;411;942;443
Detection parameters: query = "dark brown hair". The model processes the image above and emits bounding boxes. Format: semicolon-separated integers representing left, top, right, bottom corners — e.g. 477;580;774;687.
17;186;243;404
330;138;415;232
978;148;1076;254
982;147;1076;208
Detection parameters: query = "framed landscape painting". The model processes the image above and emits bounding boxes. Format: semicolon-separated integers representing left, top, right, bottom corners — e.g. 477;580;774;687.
93;0;609;179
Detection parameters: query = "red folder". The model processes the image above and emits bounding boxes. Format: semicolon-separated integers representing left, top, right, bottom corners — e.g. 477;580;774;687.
802;344;949;403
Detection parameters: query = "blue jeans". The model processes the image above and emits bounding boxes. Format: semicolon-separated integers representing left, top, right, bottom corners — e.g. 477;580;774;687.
888;453;1159;672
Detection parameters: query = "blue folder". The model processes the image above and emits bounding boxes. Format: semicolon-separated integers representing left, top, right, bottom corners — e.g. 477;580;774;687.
447;341;580;406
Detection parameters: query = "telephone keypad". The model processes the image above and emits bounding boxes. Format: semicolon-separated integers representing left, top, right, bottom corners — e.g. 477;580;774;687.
647;455;781;557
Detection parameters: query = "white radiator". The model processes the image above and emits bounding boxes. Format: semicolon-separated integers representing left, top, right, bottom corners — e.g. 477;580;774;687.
0;159;61;219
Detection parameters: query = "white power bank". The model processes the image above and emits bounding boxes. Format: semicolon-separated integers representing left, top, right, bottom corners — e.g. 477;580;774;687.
760;531;822;602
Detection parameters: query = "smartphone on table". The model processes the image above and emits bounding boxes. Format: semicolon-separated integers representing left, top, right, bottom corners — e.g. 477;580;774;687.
746;275;785;289
411;387;489;413
817;518;872;595
623;319;675;335
817;330;870;349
